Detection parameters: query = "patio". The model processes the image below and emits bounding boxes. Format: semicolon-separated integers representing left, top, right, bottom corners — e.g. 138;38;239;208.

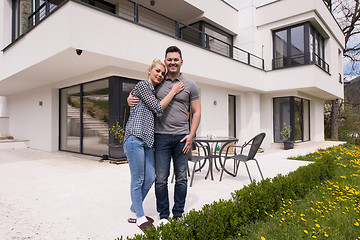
0;140;345;239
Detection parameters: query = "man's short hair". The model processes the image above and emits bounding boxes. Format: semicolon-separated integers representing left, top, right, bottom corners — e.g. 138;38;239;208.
165;46;182;59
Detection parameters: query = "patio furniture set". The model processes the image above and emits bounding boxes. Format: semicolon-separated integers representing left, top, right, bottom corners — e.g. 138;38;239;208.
185;133;266;187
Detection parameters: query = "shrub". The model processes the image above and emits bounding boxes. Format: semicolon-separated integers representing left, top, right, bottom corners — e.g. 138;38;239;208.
121;154;336;240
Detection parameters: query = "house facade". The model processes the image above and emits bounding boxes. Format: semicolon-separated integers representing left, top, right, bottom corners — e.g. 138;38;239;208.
0;0;344;157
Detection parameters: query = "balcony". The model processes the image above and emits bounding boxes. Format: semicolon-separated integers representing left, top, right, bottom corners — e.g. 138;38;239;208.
23;0;264;70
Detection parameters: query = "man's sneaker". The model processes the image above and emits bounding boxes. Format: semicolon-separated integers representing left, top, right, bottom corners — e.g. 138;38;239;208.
158;218;170;226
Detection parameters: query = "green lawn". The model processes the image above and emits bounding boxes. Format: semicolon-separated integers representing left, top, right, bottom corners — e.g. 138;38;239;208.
231;144;360;240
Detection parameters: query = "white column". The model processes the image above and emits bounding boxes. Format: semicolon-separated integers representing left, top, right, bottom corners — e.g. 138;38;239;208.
0;96;8;117
0;96;9;136
311;99;325;141
238;92;261;143
235;0;260;56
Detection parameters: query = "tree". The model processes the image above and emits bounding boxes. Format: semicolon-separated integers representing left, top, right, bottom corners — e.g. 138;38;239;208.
332;0;360;78
327;0;360;140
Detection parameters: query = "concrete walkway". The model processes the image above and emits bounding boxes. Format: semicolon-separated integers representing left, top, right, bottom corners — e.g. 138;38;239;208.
0;140;345;240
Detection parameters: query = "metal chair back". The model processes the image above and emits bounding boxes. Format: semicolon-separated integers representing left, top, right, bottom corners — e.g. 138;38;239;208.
247;133;266;160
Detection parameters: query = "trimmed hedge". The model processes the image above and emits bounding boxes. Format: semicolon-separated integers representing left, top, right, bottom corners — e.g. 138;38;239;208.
118;155;335;240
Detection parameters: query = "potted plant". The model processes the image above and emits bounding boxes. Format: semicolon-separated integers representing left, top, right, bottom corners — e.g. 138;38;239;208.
108;121;126;159
280;122;294;150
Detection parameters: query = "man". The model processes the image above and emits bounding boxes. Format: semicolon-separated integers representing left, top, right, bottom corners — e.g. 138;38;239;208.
128;46;201;223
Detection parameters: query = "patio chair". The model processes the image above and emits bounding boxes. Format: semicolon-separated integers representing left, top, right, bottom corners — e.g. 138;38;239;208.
188;141;210;186
219;133;266;183
171;141;209;187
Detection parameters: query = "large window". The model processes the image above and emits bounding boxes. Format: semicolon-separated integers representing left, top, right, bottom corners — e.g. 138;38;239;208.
60;77;137;157
273;97;310;143
273;22;328;72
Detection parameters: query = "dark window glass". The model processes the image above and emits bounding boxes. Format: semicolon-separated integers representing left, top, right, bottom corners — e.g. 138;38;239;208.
180;22;202;46
274;30;287;68
12;0;32;39
228;95;236;138
82;80;109;156
294;97;303;141
60;85;81;152
273;97;291;142
81;0;116;13
290;26;305;65
121;82;137;125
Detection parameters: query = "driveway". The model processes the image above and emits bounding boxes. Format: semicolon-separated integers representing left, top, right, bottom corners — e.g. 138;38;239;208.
0;140;345;239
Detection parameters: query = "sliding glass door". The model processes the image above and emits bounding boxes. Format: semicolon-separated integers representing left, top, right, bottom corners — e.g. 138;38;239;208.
273;97;310;143
60;77;137;157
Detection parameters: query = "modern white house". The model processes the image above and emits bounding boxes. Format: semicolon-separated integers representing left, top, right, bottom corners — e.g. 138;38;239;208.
0;0;344;157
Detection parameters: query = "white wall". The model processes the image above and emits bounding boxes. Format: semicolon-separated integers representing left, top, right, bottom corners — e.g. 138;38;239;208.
196;84;229;137
8;85;58;151
184;0;238;33
240;92;261;141
311;98;325;141
196;82;266;146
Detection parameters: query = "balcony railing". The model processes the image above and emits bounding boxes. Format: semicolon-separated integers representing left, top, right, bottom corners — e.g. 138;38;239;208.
26;0;264;70
313;52;330;73
272;52;330;73
338;73;342;83
27;1;60;30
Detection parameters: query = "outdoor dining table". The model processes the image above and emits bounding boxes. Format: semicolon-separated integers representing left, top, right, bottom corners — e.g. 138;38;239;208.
193;137;239;181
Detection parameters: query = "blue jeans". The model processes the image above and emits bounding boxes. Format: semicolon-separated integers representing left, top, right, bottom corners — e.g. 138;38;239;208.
154;134;188;218
124;135;155;218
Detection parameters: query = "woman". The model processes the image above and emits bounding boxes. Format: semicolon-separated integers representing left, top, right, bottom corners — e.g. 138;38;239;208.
123;59;184;232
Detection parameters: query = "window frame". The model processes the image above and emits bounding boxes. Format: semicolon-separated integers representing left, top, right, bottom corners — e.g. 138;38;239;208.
272;22;326;70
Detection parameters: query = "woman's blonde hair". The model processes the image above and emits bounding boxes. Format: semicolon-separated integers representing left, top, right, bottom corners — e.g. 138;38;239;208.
148;58;165;72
